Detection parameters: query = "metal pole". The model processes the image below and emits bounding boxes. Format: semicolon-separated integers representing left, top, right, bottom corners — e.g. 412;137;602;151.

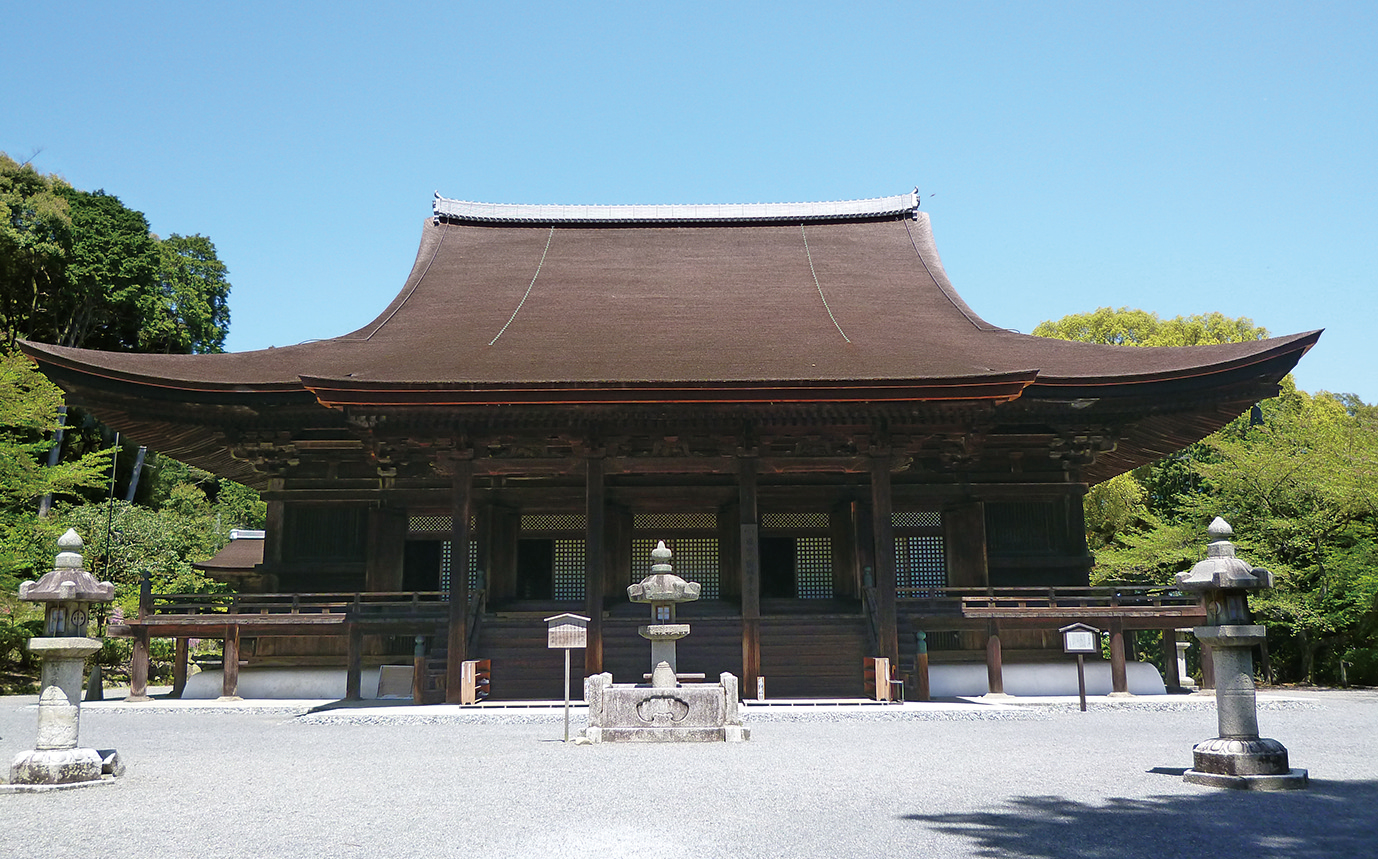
1076;653;1087;712
563;647;571;742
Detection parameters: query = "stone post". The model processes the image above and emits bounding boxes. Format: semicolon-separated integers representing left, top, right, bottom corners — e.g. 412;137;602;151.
7;530;122;789
1175;518;1306;790
1175;630;1197;692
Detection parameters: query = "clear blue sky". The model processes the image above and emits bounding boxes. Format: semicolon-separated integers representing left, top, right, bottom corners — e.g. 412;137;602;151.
6;2;1375;401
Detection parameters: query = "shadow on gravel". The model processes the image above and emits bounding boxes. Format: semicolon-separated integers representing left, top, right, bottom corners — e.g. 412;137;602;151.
901;779;1375;859
305;698;416;714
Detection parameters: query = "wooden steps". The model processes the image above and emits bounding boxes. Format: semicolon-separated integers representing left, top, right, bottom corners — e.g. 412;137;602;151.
760;615;867;698
463;612;868;700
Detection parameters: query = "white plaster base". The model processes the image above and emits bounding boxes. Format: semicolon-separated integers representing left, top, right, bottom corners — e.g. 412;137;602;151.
929;662;1166;698
182;667;393;700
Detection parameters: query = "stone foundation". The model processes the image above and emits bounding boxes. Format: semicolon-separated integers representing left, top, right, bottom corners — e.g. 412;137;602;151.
583;670;749;743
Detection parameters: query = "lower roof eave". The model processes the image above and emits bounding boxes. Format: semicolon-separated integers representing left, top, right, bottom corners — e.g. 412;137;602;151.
297;372;1042;408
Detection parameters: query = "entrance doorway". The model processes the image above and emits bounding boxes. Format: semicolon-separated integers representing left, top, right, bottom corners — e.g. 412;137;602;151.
760;537;797;598
402;540;442;592
516;539;555;600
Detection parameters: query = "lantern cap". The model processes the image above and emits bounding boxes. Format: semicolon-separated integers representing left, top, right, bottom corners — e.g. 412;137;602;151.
18;529;115;603
1175;517;1273;592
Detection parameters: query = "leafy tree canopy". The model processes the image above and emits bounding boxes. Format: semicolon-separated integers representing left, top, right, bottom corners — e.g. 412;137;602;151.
0;151;231;353
1031;306;1269;347
1036;306;1378;684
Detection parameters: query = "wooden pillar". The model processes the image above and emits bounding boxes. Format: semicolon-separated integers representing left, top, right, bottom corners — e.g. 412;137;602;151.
1109;619;1129;694
1200;642;1216;690
943;501;988;589
830;503;858;599
264;498;285;565
985;621;1005;695
739;457;761;693
606;506;632;598
366;507;408;592
221;625;240;699
1160;629;1182;693
346;624;363;700
171;637;189;699
412;635;427;704
869;456;899;665
584;456;605;675
914;630;931;702
489;506;519;601
445;460;474;704
127;629;151;702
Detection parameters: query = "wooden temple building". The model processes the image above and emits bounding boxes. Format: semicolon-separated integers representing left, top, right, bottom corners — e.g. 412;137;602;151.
21;191;1319;701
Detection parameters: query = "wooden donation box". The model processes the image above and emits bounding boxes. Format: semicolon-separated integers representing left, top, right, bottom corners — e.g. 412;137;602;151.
864;657;894;702
460;659;491;705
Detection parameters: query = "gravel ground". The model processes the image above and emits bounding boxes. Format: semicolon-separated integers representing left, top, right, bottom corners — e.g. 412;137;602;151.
1;690;1374;859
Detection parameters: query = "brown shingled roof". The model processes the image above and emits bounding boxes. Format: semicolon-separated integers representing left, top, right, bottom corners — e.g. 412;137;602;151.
20;210;1319;407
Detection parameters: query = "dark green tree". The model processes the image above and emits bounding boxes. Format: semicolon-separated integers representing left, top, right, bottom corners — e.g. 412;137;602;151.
0;154;73;351
142;234;230;354
52;188;160;350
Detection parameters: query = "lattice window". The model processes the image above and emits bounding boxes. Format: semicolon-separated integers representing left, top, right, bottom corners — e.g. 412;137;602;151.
896;535;946;594
521;514;587;532
552;539;586;600
631;538;720;599
892;511;941;529
633;513;716;530
921;630;963;651
438;540;481;593
795;537;833;599
762;513;828;530
408;514;476;533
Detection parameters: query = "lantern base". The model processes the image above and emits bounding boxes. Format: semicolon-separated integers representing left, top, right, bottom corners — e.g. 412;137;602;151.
1184;736;1308;790
1183;768;1309;790
8;747;112;786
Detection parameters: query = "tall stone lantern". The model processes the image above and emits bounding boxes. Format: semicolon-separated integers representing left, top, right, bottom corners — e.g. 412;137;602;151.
628;541;700;677
8;529;121;788
1174;518;1307;790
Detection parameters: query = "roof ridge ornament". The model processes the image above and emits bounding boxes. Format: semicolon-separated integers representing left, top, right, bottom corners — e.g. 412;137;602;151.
432;191;920;224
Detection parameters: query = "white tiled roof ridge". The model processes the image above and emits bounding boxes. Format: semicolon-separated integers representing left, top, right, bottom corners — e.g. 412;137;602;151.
432;191;920;223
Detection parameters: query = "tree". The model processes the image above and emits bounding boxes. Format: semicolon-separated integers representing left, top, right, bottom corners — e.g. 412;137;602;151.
141;234;230;354
1;151;233;355
1036;307;1378;684
1031;306;1270;347
0;154;73;352
0;351;110;591
51;188;161;350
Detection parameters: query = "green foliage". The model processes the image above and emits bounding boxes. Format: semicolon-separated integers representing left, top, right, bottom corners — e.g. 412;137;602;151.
0;155;73;352
0;155;246;689
0;150;232;354
1036;306;1378;684
0;350;111;590
142;234;230;354
54;188;161;350
59;500;229;618
1030;306;1270;346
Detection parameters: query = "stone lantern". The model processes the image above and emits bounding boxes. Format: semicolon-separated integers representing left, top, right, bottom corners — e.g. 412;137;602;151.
627;540;700;677
1174;518;1307;790
7;529;121;788
583;541;747;742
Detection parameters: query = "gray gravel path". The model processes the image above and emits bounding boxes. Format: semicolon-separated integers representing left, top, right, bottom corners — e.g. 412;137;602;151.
1;691;1374;859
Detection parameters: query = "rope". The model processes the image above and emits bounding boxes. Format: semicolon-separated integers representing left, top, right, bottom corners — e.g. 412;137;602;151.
307;219;449;343
489;226;555;346
904;217;985;331
802;224;851;344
